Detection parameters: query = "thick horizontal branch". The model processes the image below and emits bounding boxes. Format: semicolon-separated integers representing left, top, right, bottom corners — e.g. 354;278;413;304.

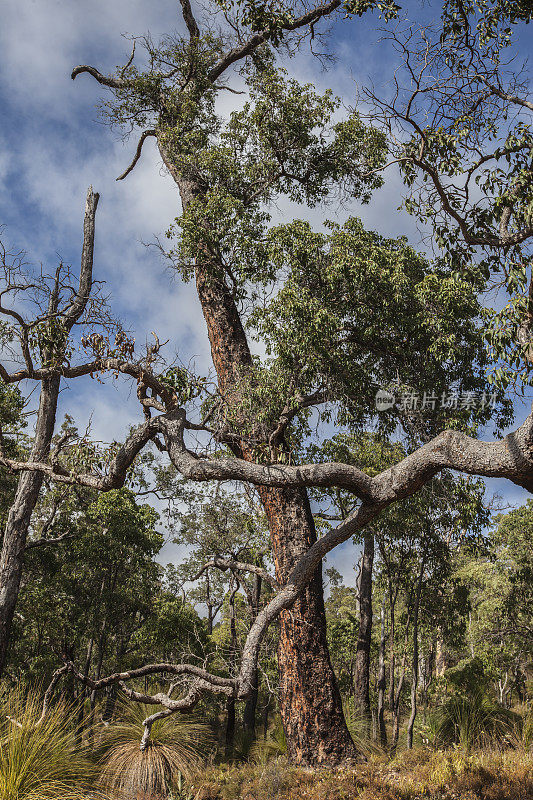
190;555;278;589
64;659;235;693
3;406;533;499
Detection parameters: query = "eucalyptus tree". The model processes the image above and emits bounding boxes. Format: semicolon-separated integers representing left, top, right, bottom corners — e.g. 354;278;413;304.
3;0;533;768
456;501;533;704
0;189;113;674
10;488;162;688
368;0;533;390
64;0;393;765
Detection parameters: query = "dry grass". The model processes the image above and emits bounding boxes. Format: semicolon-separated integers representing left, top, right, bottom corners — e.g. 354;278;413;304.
190;748;533;800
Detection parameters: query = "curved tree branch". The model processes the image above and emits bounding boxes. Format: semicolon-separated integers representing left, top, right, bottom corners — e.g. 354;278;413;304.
116;130;157;181
3;406;533;496
71;65;127;89
190;555;278;589
207;0;342;83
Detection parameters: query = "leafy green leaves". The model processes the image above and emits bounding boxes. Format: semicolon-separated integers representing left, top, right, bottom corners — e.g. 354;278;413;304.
252;217;508;437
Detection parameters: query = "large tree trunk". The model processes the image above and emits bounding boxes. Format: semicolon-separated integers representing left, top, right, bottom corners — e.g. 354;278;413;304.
0;374;60;673
171;172;356;765
354;533;374;725
260;484;357;765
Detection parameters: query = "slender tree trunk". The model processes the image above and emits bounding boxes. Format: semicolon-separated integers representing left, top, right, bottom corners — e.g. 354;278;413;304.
0;374;60;673
225;581;238;759
76;635;94;741
435;629;446;677
263;696;270;739
170;169;357;766
407;583;423;748
391;621;411;754
388;592;396;713
103;635;130;722
407;546;428;749
354;533;374;726
0;187;97;677
377;598;388;748
243;573;261;739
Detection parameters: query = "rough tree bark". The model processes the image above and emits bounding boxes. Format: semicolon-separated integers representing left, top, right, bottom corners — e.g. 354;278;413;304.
0;374;60;672
172;176;356;765
353;532;374;724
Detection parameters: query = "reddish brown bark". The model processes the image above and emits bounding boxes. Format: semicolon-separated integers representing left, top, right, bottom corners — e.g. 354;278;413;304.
260;484;357;765
181;177;356;764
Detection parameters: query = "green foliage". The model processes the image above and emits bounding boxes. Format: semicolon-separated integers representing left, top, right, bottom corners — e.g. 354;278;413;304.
453;502;533;696
248;717;287;764
391;7;533;391
252;217;509;439
444;656;489;696
427;689;519;751
168;63;386;288
0;380;25;527
28;317;71;369
442;0;533;43
10;487;164;685
160;366;207;404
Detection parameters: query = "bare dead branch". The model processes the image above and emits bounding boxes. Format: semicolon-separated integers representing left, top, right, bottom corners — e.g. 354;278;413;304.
116;130;157;181
71;65;127;89
190;555;278;589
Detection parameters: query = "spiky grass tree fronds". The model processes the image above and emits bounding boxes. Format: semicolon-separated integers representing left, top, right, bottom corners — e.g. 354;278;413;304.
342;698;384;758
99;700;213;799
0;687;102;800
428;690;519;752
248;716;287;765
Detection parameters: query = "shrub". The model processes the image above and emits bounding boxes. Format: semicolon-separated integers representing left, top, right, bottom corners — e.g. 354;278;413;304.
343;698;385;758
248;716;287;764
0;687;101;800
426;689;520;751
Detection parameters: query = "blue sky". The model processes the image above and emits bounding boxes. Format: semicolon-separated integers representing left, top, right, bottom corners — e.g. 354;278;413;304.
0;0;531;584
